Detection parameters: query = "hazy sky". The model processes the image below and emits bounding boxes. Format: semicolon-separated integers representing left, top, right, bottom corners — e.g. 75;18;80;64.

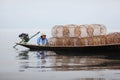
0;0;120;32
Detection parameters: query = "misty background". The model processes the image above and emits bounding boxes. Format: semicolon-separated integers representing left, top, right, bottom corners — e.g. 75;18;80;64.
0;0;120;40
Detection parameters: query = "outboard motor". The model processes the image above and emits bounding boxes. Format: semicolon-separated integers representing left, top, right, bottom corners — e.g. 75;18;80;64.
19;33;30;43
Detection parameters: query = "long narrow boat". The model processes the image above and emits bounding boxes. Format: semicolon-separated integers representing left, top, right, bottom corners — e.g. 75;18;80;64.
17;43;120;54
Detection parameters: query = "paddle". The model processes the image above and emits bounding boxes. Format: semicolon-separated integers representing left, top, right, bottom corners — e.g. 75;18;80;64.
13;31;40;49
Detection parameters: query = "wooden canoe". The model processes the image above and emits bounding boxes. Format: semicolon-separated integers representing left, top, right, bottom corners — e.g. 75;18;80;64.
16;43;120;53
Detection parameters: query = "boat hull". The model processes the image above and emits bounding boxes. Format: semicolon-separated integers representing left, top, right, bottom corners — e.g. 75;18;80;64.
17;43;120;54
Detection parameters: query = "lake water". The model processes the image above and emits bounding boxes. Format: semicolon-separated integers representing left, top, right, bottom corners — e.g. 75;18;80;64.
0;29;120;80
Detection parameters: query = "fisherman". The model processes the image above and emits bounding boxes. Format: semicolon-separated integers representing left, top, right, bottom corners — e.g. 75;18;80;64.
37;33;48;46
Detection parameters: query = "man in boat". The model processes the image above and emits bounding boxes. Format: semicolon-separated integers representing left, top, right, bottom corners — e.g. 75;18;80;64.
37;33;48;46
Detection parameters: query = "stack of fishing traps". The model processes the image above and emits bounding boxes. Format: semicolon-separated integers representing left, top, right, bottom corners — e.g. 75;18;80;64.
48;24;120;47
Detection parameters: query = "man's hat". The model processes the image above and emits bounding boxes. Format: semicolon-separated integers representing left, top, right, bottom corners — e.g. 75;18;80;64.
41;33;46;36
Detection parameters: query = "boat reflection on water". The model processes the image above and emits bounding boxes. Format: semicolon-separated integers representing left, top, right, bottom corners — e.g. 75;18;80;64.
17;50;29;60
17;50;120;72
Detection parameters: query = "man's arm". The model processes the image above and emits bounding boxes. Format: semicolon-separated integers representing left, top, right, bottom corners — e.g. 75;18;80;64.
37;38;40;45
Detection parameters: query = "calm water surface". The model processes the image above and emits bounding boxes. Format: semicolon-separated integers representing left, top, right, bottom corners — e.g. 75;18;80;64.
0;29;120;80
